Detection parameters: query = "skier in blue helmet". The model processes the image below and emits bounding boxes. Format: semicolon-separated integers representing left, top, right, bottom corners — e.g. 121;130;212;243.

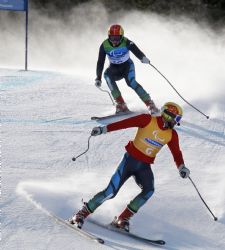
95;24;159;114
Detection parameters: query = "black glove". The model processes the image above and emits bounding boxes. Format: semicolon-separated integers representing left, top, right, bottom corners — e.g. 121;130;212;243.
178;164;190;178
91;126;107;136
95;78;102;87
141;56;150;64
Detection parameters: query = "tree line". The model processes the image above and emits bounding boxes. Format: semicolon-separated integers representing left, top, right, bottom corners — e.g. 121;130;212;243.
31;0;225;27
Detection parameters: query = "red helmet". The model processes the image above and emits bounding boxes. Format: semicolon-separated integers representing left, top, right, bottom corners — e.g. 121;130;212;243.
108;24;124;36
108;24;124;46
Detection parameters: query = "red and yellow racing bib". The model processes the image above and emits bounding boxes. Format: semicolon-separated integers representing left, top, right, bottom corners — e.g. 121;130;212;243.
133;117;172;157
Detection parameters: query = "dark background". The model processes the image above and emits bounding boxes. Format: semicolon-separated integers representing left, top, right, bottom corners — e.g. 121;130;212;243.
30;0;225;28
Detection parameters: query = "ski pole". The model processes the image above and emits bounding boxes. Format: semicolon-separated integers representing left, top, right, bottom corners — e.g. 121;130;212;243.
188;176;218;221
149;63;209;119
72;135;92;161
96;86;115;106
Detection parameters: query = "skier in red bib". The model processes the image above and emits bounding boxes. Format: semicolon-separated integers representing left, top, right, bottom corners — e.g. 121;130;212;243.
95;24;158;114
69;102;190;231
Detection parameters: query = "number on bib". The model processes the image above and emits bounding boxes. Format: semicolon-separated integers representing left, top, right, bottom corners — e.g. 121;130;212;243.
146;147;154;155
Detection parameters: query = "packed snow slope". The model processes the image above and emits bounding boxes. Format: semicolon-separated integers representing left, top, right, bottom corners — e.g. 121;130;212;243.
1;7;225;250
1;67;225;250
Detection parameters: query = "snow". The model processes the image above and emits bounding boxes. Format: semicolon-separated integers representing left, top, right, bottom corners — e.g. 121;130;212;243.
1;8;225;250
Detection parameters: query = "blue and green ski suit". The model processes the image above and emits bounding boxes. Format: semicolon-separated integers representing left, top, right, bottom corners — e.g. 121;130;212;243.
96;37;150;102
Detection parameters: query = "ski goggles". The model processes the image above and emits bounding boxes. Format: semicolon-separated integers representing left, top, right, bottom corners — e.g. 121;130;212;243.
109;35;122;43
163;109;182;124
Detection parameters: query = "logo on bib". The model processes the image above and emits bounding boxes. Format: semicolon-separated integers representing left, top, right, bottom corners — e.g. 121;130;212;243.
153;130;165;142
109;47;127;58
144;138;163;147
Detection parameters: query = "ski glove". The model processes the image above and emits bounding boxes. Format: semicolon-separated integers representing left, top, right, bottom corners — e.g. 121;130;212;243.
141;56;150;64
91;126;107;136
178;164;190;178
95;79;102;87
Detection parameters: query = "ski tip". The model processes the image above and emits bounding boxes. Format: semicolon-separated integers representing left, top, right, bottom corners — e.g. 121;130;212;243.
96;238;105;244
91;117;98;120
91;111;135;121
156;240;166;245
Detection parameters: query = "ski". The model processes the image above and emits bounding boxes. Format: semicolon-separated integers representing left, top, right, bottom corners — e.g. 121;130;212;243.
50;213;104;244
91;111;135;121
44;116;72;123
88;219;165;246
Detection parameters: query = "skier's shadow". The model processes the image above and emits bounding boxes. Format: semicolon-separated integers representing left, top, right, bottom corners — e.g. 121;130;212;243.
103;240;164;250
178;120;225;147
18;181;171;250
183;118;225;138
85;220;169;250
18;178;223;250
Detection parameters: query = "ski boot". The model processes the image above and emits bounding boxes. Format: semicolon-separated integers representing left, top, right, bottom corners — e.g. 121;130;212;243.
144;99;159;115
111;206;135;232
68;202;91;229
115;96;130;114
